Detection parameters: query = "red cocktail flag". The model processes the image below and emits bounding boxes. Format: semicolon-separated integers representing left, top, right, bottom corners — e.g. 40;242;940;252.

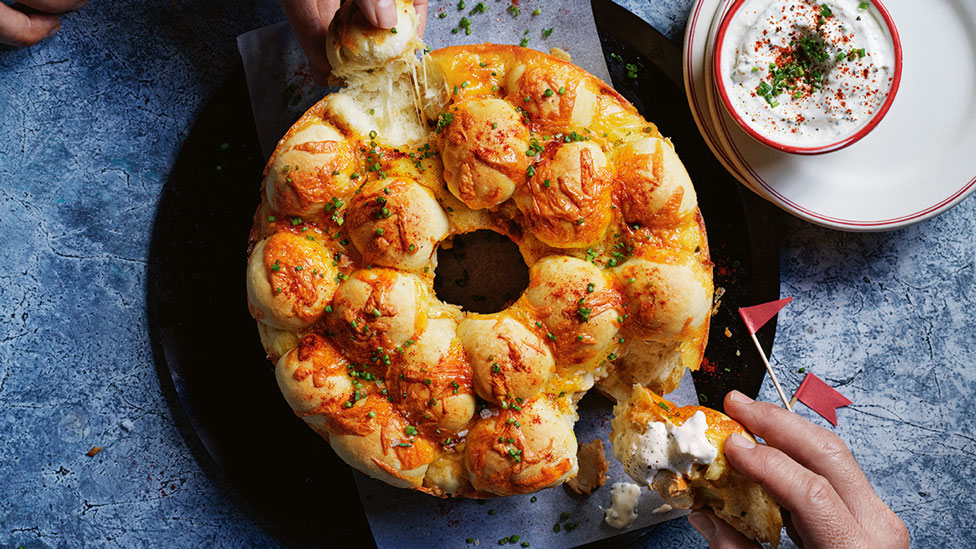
794;373;852;426
738;297;793;334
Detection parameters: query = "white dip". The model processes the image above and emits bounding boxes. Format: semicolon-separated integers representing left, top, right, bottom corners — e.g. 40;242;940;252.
612;410;718;485
720;0;895;147
604;482;641;528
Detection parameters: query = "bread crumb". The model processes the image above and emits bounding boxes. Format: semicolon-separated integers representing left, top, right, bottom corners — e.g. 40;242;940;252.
713;286;727;302
86;446;103;457
724;327;732;338
549;47;571;62
652;503;673;514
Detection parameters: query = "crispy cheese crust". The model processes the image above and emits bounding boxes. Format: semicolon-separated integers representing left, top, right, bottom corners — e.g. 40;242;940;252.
246;9;712;498
611;386;783;546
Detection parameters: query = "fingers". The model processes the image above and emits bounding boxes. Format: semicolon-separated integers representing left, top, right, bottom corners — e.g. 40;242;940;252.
413;0;427;37
0;3;61;47
724;391;891;525
280;0;340;84
17;0;85;13
355;0;397;29
724;432;866;547
688;509;760;549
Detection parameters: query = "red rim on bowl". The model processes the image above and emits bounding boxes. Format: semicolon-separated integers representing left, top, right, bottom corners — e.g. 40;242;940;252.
712;0;903;155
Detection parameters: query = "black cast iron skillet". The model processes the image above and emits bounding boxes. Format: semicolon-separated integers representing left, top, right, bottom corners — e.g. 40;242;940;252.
146;1;780;545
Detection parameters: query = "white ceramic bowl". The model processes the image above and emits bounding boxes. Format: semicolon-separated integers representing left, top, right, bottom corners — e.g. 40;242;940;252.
713;0;903;155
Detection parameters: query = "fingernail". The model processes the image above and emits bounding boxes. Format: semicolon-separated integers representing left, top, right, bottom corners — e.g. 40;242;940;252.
727;432;757;449
688;510;716;540
73;0;88;9
375;0;398;28
45;22;61;38
728;390;754;404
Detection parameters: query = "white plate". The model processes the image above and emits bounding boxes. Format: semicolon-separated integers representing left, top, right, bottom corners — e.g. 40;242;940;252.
700;0;763;196
686;0;976;231
682;0;760;193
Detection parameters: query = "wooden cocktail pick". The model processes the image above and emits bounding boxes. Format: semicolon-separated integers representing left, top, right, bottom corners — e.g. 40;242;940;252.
738;298;794;411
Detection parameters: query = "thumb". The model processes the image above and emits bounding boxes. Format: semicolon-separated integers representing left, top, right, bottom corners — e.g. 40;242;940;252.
688;510;759;549
355;0;397;29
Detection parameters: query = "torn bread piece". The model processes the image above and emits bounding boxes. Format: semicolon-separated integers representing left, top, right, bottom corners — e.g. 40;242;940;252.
610;385;782;547
322;0;443;146
566;439;609;495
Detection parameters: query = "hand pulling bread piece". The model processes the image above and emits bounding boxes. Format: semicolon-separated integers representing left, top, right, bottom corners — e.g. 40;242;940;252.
610;385;782;546
246;0;712;499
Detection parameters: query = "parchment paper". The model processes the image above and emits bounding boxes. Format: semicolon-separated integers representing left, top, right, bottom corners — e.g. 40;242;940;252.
238;0;612;161
236;1;699;546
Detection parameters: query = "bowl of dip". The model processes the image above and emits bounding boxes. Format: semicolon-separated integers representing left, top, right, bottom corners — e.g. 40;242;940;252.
714;0;902;155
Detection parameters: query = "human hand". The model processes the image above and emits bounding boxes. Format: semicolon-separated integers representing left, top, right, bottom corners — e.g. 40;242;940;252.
687;390;909;548
280;0;428;84
0;0;85;47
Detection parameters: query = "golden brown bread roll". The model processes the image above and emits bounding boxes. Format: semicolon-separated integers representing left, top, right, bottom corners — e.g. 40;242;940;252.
439;98;530;210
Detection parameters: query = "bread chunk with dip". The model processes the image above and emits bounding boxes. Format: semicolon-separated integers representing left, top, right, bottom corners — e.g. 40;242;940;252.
611;385;782;546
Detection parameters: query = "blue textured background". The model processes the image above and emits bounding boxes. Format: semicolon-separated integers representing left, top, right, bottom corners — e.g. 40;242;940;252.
1;0;973;547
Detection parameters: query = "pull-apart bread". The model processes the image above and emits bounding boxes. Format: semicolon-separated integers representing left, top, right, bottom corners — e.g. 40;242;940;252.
245;2;775;540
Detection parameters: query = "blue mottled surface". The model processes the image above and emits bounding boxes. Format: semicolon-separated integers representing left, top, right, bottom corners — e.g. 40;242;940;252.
0;0;973;547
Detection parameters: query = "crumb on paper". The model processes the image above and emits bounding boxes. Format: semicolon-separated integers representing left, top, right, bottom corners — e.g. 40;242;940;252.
549;47;571;62
121;419;135;432
604;482;641;528
652;503;673;514
566;439;608;495
86;446;103;457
